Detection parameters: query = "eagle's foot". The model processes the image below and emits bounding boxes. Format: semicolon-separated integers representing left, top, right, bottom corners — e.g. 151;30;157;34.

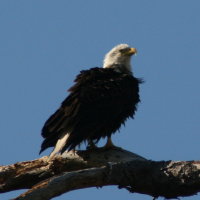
103;137;118;149
87;140;98;150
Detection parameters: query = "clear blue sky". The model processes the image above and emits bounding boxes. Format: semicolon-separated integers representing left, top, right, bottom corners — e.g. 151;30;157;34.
1;1;200;199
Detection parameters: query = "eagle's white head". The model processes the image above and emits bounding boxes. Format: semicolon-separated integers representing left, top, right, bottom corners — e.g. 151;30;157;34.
103;44;137;73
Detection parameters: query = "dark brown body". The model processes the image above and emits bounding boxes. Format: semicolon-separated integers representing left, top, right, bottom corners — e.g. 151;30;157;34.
40;67;142;153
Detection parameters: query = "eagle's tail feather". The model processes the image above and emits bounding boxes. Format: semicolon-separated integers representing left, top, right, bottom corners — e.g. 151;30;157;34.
48;133;70;160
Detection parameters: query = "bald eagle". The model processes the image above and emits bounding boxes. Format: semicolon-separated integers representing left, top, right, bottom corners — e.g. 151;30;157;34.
40;44;142;159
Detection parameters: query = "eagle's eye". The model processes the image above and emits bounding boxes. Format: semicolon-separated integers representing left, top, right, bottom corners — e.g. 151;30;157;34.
119;48;130;54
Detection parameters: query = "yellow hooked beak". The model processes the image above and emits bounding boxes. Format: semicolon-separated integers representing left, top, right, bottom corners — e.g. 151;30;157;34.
127;47;137;55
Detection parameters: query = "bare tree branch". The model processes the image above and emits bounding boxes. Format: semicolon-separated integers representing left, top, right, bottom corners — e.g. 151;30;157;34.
1;148;200;200
0;148;144;193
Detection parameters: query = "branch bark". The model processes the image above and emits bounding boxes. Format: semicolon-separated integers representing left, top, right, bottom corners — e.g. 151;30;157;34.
1;148;200;200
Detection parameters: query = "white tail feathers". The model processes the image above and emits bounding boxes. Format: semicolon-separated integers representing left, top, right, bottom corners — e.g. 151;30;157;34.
48;133;70;160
